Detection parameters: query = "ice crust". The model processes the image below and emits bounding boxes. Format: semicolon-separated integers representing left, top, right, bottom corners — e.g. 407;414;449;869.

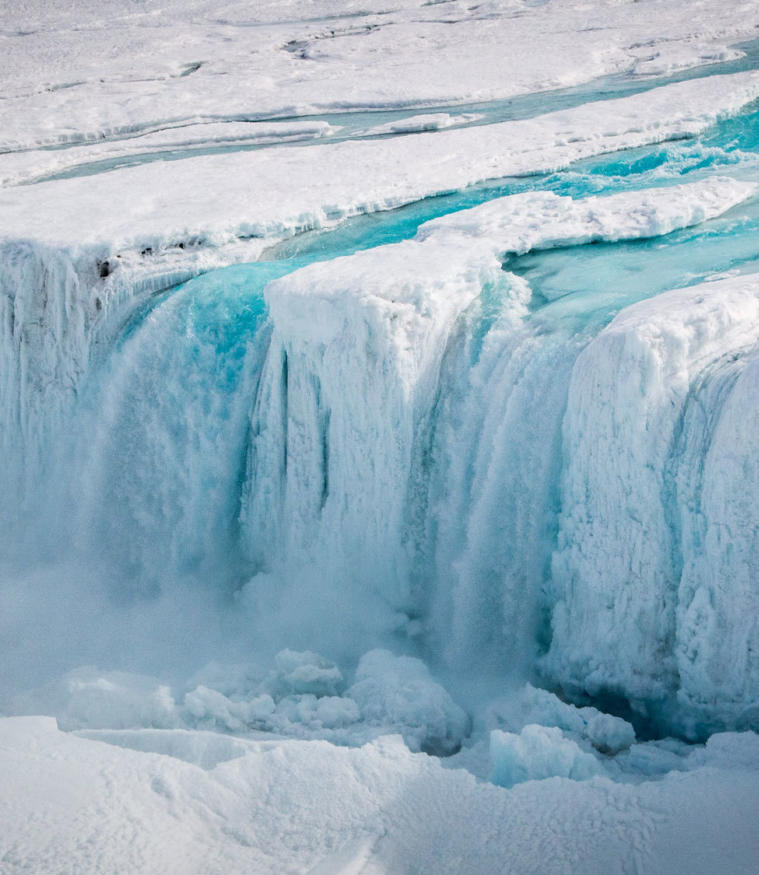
419;177;758;255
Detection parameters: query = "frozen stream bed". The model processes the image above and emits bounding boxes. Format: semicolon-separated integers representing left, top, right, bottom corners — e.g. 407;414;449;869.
2;2;759;873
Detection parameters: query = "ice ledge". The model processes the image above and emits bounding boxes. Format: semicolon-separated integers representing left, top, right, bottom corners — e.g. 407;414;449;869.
418;177;757;256
1;71;758;254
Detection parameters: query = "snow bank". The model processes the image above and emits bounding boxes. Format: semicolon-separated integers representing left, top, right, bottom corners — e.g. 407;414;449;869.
2;715;759;874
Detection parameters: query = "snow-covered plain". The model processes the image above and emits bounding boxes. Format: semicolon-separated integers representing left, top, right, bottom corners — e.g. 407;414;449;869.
2;1;759;872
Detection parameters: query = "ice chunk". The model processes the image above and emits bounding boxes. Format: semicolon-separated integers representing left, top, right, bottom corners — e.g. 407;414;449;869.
183;686;275;733
7;668;178;731
584;712;636;756
271;649;344;697
348;650;469;755
489;724;604;788
365;113;482;136
492;684;635;754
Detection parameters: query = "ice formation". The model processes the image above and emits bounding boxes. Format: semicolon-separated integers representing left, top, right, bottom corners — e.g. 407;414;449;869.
489;725;604;788
3;0;759;871
547;274;759;730
4;175;758;735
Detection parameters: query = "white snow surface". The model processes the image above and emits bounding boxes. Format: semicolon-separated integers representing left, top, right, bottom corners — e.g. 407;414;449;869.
2;71;759;253
3;0;758;156
2;715;759;874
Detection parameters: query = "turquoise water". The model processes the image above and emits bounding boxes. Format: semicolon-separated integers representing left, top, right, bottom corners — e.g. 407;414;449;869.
33;38;759;184
263;99;759;266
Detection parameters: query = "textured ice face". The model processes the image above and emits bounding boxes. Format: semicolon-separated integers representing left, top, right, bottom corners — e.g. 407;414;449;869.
3;173;759;734
490;725;604;788
546;275;759;732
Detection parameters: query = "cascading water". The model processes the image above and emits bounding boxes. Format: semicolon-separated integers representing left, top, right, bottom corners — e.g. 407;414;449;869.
2;100;759;741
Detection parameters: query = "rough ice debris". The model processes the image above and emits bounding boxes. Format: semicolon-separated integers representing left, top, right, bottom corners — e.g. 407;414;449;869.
492;684;636;755
489;725;604;788
183;687;276;733
348;650;469;755
270;649;344;697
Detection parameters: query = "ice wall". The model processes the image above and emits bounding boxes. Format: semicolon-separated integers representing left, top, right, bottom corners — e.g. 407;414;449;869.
0;237;266;554
235;179;759;729
547;277;759;730
2;178;758;732
240;235;521;653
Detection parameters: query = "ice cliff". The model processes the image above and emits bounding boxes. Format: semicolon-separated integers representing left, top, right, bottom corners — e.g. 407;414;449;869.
3;176;757;735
